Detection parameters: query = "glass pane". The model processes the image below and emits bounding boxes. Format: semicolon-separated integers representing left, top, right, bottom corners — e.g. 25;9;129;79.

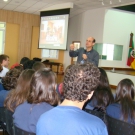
0;31;4;54
0;24;5;28
94;43;123;61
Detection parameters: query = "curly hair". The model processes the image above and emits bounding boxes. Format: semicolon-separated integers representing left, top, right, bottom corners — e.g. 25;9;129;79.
2;68;22;90
63;63;100;102
27;68;59;105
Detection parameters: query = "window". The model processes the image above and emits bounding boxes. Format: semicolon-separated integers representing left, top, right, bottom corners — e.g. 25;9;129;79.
41;49;59;59
0;22;6;54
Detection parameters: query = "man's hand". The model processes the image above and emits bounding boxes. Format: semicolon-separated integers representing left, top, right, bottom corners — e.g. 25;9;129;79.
82;54;87;60
70;44;74;51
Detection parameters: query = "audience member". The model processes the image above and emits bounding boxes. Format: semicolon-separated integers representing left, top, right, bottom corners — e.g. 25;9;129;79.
20;57;30;66
13;68;59;133
0;54;10;77
0;68;21;107
85;68;113;110
23;60;36;70
4;69;35;112
36;63;108;135
32;62;45;71
106;79;135;124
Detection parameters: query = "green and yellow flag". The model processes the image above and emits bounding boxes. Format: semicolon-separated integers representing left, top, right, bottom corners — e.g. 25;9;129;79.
127;33;135;69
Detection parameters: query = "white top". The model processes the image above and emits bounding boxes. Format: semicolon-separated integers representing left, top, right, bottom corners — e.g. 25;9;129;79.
0;66;9;77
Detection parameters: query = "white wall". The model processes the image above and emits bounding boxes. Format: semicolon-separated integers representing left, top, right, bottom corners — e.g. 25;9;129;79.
101;9;135;68
64;8;106;69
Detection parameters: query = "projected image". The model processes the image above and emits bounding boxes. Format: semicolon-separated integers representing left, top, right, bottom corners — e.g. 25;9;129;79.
39;14;69;50
40;20;64;44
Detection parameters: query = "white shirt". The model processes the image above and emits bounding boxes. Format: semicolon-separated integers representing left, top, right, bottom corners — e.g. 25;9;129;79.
0;66;9;77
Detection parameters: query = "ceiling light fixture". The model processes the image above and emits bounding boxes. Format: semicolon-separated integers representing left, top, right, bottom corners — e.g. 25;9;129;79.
110;0;112;4
3;0;8;2
119;0;121;2
102;1;104;5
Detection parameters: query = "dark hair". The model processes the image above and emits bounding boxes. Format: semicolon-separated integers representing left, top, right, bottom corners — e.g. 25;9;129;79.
32;62;45;71
63;63;100;102
0;54;9;64
23;60;36;70
20;57;30;65
93;88;114;112
90;68;113;111
2;68;22;90
27;68;59;105
4;69;35;112
97;68;111;90
93;38;96;43
115;79;135;123
33;57;42;62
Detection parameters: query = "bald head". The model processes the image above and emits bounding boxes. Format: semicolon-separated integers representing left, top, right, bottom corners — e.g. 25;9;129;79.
86;37;96;49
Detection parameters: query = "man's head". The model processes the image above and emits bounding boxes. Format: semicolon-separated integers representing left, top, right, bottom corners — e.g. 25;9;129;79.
0;54;10;68
63;63;100;102
86;37;96;49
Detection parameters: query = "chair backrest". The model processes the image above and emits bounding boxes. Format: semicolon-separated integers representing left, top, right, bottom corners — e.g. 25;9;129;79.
14;125;36;135
5;109;14;135
84;109;107;124
0;107;6;123
106;115;135;135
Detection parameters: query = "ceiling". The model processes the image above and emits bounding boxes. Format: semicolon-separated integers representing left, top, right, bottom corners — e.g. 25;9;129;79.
0;0;135;17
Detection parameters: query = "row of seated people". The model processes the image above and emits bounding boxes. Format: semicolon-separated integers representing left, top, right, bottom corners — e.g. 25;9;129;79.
0;60;135;135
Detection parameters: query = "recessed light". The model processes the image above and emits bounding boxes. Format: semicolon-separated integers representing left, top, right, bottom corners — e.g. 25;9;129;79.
3;0;8;2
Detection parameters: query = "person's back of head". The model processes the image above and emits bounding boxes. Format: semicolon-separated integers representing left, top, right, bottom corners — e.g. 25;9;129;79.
20;57;30;66
33;57;42;62
32;62;45;71
27;68;59;106
93;88;114;112
4;69;35;112
23;60;36;70
0;54;9;68
2;68;22;90
97;68;110;90
115;78;135;123
63;63;100;102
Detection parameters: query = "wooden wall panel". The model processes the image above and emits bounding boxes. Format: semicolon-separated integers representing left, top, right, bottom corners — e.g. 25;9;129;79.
5;23;19;67
0;9;40;63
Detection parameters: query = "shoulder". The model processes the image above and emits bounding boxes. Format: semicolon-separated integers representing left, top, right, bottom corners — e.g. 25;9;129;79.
92;49;99;55
106;103;121;116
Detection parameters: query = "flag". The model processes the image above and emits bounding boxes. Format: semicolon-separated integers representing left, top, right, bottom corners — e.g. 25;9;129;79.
127;33;135;69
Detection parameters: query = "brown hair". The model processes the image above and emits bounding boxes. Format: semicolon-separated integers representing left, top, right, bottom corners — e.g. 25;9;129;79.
115;79;135;123
4;69;35;112
27;68;59;105
0;54;9;64
2;68;21;90
63;63;100;102
32;62;45;71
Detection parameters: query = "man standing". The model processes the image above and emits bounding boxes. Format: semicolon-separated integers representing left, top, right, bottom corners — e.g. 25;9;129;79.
0;54;10;77
36;63;108;135
69;37;99;66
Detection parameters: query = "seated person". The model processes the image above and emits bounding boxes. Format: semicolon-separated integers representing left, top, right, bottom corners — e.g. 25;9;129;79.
106;79;135;124
36;63;108;135
32;62;45;71
0;54;10;77
13;68;59;133
4;69;35;112
0;68;22;107
92;88;114;113
85;68;113;110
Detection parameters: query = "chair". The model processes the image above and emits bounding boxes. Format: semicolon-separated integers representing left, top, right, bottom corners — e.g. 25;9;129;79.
0;107;7;135
5;109;14;135
106;115;135;135
14;126;36;135
84;109;107;124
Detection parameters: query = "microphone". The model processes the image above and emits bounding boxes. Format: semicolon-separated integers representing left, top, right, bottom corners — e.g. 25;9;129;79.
80;49;87;64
